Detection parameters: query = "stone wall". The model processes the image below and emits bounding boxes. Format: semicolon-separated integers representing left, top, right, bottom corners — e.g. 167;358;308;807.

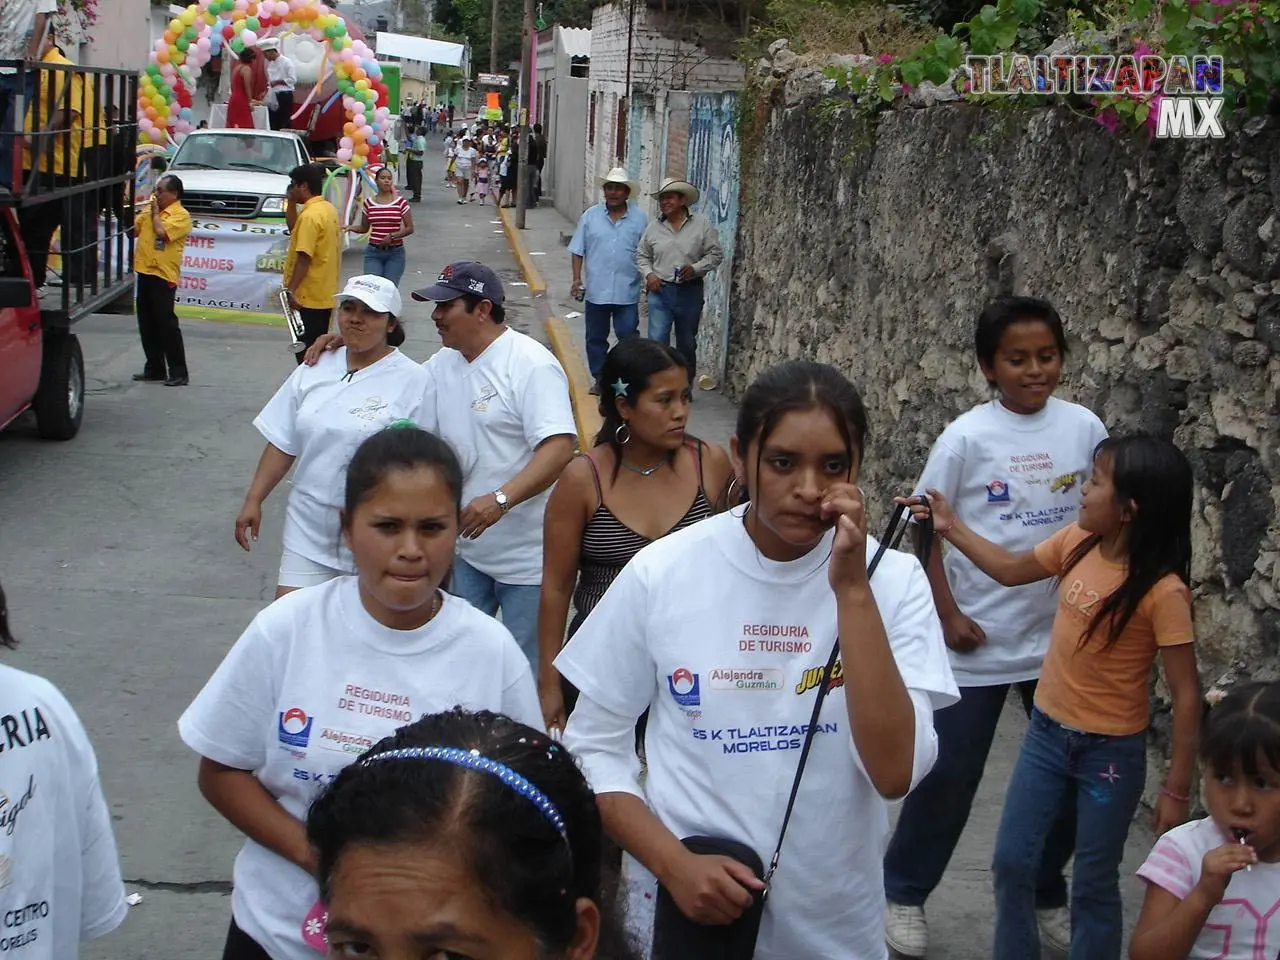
728;91;1280;726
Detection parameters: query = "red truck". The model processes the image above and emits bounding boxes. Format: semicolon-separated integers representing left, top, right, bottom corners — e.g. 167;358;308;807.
0;60;136;440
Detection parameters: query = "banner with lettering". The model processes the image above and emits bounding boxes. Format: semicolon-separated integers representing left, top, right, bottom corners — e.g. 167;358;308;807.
174;216;289;324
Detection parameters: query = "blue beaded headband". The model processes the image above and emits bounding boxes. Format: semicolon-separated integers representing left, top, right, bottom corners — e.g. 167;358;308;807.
362;746;569;847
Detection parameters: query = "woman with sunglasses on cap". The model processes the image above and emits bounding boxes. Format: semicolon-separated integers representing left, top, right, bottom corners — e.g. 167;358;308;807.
304;707;638;959
186;426;543;960
343;165;413;286
234;275;430;598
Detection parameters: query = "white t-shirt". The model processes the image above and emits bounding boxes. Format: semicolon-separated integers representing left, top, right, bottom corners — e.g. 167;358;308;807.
917;397;1108;686
253;348;431;572
0;664;127;959
420;329;575;585
177;577;542;960
454;146;479;174
1136;816;1280;958
555;508;959;960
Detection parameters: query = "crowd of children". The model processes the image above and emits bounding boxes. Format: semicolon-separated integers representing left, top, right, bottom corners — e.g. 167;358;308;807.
10;291;1277;960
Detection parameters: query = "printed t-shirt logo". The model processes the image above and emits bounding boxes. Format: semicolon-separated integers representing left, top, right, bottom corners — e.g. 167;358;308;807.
709;667;782;692
278;707;314;748
795;659;845;696
986;479;1010;503
1050;471;1080;494
667;668;701;707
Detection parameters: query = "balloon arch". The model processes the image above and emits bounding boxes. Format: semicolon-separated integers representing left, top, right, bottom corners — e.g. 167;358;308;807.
140;0;390;168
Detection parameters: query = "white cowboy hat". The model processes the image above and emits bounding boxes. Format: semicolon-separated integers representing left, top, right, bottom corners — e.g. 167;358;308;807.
651;177;699;206
599;166;639;195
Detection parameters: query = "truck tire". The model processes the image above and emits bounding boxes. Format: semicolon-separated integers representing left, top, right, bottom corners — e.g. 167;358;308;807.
34;333;85;440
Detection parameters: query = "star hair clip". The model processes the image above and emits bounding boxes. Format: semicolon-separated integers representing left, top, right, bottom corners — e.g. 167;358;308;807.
612;378;629;397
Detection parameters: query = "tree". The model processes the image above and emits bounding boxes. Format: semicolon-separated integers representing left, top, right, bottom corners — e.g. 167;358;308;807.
433;0;592;76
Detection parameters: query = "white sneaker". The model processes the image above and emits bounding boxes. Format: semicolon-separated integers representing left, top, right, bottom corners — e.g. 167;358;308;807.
884;902;927;958
1036;906;1070;955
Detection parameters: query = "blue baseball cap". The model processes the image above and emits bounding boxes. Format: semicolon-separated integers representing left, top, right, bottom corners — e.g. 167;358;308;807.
412;261;505;305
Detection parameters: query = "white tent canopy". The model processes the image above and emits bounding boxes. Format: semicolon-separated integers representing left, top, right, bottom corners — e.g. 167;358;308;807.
375;32;464;67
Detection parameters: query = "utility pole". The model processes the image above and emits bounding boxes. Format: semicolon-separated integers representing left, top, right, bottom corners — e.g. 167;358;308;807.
489;0;499;73
514;0;533;228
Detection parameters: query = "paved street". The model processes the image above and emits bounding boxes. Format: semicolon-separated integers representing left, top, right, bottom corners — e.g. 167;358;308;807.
0;179;1153;958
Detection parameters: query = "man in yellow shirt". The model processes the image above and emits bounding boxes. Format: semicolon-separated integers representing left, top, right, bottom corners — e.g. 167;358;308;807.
283;162;339;363
18;32;94;289
133;175;193;386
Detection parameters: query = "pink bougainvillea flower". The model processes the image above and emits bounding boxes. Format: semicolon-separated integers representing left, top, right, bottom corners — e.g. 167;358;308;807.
878;53;894;64
1095;107;1122;133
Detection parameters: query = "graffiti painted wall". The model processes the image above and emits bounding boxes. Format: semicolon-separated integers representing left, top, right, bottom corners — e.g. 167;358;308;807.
684;91;739;383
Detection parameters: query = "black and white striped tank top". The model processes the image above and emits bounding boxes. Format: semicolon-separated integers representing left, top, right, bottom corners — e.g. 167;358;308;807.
568;440;713;636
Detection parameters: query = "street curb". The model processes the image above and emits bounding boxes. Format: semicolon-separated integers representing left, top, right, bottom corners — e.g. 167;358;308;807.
497;206;547;296
497;206;601;452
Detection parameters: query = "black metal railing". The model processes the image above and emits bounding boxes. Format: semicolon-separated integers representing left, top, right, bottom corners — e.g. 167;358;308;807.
0;58;138;322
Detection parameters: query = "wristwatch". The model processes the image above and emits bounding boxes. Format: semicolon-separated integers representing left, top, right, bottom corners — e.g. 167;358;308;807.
494;489;510;513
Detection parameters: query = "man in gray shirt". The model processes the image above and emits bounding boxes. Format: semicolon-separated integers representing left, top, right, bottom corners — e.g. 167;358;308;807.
636;177;724;381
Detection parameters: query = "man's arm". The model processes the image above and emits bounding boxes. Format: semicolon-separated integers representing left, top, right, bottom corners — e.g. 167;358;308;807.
286;252;311;297
458;435;576;540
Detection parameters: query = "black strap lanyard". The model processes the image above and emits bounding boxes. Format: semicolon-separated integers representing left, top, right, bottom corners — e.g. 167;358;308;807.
761;501;934;892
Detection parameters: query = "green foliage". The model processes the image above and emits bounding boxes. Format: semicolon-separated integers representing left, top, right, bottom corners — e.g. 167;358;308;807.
433;0;591;75
1155;0;1280;115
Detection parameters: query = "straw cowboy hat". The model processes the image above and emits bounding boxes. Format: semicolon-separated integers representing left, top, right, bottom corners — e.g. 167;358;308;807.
600;166;639;194
652;176;699;206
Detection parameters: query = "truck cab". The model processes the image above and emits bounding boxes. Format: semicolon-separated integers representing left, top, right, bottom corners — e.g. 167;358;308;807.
0;59;136;440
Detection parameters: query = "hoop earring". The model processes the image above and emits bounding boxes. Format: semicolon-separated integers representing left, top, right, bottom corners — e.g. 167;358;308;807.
614;422;630;445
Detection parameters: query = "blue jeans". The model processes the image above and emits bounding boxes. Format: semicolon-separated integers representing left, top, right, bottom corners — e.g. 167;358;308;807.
584;301;639;379
992;708;1146;960
646;280;704;377
885;681;1074;909
449;557;541;672
363;245;406;286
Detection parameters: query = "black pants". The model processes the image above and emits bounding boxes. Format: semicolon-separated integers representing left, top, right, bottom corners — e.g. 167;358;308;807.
294;305;331;365
221;918;272;960
269;91;294;131
19;172;90;287
406;157;422;199
136;272;187;378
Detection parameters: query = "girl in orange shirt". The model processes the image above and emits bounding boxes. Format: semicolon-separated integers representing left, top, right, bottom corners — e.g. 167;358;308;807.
905;434;1200;960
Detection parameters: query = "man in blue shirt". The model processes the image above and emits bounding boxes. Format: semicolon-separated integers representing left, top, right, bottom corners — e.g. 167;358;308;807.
568;167;648;393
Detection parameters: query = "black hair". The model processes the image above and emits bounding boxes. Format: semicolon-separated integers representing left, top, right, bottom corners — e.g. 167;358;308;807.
594;339;689;481
0;581;17;650
1061;434;1193;650
343;426;464;520
459;293;506;326
734;361;868;500
237;47;256;62
306;709;637;959
973;295;1069;386
1201;682;1280;780
157;173;184;199
289;162;325;196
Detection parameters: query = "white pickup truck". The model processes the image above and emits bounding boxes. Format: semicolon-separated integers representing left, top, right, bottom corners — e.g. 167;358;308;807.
162;128;361;245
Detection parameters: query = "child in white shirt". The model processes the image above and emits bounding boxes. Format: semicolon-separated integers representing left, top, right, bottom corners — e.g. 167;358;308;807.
1132;681;1280;959
883;295;1108;958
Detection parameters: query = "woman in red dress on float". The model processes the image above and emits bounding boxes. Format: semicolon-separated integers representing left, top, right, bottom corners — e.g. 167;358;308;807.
227;47;264;129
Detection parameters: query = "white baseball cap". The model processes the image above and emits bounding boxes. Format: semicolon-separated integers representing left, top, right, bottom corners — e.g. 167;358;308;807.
335;274;402;315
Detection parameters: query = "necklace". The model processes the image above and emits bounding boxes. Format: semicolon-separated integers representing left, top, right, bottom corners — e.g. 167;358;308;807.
620;457;667;477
